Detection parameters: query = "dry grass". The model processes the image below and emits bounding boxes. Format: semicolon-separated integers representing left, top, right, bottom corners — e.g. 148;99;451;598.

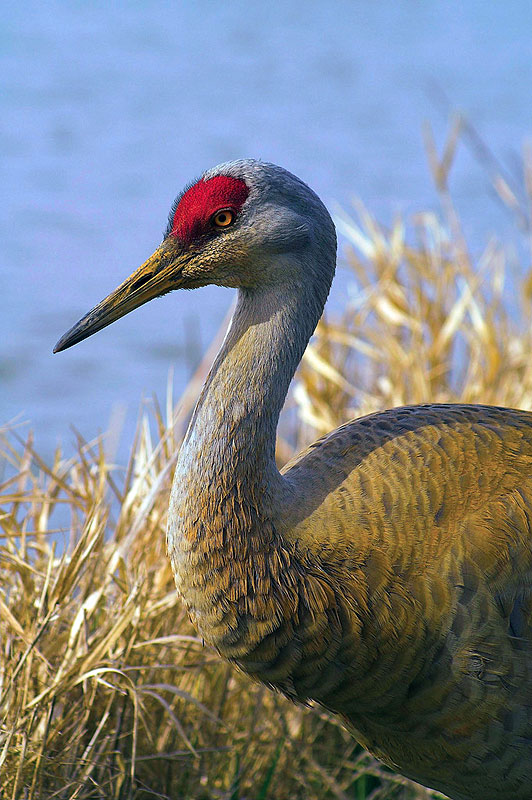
2;124;532;799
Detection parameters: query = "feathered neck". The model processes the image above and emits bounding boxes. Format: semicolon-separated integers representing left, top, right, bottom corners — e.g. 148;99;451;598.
166;251;334;656
178;262;332;497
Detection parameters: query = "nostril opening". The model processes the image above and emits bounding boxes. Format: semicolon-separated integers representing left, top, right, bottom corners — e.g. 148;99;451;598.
131;273;153;292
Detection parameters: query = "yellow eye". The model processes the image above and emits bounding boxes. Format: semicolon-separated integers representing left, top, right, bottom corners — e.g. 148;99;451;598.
212;209;235;228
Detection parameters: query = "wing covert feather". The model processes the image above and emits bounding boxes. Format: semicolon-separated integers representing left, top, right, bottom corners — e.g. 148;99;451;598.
281;403;532;582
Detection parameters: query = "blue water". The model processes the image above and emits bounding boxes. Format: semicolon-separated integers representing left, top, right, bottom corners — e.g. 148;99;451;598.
2;0;532;460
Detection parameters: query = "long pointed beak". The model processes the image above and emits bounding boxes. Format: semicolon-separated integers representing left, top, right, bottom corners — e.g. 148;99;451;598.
54;243;184;353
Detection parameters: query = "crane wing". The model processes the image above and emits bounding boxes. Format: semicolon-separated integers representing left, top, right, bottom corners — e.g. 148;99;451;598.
281;403;532;592
277;404;532;798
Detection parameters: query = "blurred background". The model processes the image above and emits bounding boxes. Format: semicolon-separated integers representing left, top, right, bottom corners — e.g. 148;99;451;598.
2;0;531;459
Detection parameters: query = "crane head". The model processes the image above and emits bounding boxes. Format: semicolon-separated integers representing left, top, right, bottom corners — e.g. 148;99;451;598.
53;159;336;353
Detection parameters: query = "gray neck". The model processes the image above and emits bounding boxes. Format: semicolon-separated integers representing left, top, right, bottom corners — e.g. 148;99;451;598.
176;257;332;503
167;251;334;643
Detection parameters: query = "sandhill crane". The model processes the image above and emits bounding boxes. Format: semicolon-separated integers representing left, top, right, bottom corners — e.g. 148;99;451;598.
55;160;532;800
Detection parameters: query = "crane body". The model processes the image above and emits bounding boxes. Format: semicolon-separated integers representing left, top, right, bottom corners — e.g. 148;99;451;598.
55;160;532;800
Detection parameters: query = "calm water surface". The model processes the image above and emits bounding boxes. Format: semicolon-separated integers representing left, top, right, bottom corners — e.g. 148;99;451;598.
2;0;532;460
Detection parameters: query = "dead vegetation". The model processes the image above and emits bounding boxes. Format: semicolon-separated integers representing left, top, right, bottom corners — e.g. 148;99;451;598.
1;124;531;799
